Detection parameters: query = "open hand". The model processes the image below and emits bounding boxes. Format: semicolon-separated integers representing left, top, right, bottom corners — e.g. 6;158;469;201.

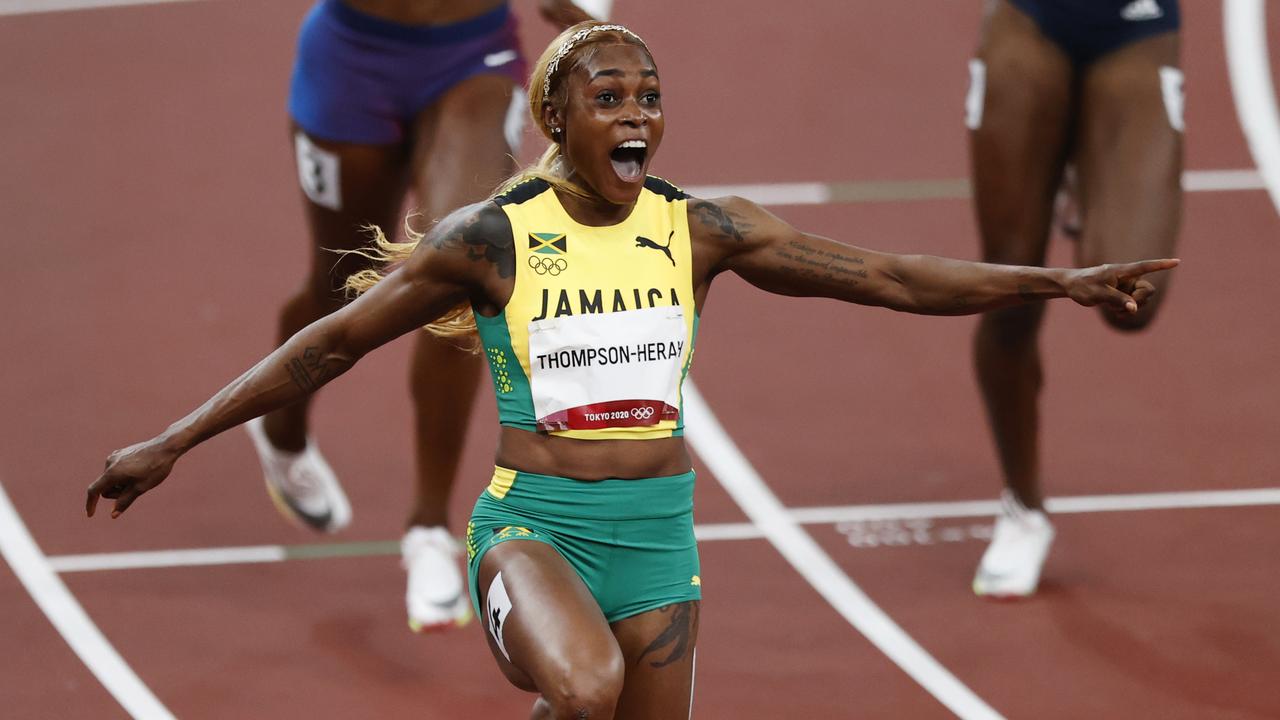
1064;258;1180;314
86;438;179;519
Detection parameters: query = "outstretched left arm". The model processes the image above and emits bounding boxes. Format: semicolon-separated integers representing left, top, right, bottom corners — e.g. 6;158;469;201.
691;196;1178;315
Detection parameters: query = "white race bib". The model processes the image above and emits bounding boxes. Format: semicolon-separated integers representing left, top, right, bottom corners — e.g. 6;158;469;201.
527;305;687;431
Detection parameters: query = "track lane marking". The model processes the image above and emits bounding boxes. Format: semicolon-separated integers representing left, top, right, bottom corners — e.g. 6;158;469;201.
685;168;1263;206
788;487;1280;524
680;382;1005;720
0;480;175;719
47;487;1280;572
0;0;610;19
0;0;202;14
51;545;288;573
1224;0;1280;218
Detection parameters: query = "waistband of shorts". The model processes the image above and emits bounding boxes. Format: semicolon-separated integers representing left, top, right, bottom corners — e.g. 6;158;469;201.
484;466;695;520
323;0;510;44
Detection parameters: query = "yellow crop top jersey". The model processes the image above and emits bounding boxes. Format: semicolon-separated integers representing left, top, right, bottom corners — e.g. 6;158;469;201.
475;176;698;440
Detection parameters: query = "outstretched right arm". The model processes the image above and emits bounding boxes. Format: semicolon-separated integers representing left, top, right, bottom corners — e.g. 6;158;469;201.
87;202;514;518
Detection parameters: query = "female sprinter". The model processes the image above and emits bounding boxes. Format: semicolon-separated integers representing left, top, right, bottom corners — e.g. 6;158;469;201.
966;0;1183;598
88;22;1177;719
254;0;593;632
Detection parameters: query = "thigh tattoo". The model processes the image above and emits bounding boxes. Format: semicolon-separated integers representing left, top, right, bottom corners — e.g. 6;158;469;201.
638;602;699;669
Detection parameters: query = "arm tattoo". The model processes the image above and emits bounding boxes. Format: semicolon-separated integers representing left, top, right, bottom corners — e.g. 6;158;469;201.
636;602;699;668
691;200;751;242
430;204;515;278
772;239;868;286
285;346;337;393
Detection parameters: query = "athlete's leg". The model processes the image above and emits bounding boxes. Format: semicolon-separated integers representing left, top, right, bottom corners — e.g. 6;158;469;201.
968;0;1075;598
403;73;519;530
247;127;411;533
969;0;1075;511
1074;32;1182;331
263;128;410;451
609;602;700;720
478;541;626;719
398;74;520;629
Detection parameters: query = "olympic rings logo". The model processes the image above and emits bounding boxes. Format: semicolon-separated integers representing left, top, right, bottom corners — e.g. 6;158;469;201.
529;256;568;276
631;406;655;420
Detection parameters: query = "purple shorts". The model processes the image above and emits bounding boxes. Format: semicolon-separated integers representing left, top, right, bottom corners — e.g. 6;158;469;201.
287;0;528;144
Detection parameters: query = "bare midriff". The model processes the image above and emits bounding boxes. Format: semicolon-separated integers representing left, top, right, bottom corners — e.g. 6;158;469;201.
495;427;694;481
340;0;506;25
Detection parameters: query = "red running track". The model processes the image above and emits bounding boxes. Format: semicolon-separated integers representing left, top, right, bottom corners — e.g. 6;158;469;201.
1;1;1278;718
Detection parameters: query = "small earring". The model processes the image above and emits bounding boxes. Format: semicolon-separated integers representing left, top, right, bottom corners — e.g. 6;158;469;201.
552;126;562;136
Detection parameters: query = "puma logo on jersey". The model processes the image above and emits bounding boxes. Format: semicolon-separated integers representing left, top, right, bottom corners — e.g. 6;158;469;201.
635;231;676;266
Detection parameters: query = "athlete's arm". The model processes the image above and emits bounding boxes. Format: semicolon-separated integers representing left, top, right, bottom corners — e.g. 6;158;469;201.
689;195;1178;315
86;202;514;518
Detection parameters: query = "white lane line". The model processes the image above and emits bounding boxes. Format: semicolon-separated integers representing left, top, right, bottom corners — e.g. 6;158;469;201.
0;480;175;720
1225;0;1280;217
685;168;1262;206
685;182;830;205
1048;487;1280;513
0;0;601;19
1181;168;1264;192
681;381;1005;720
789;487;1280;524
47;488;1280;572
50;545;286;573
0;0;201;14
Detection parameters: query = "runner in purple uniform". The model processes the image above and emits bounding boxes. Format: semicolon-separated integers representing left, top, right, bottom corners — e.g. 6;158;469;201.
248;0;593;631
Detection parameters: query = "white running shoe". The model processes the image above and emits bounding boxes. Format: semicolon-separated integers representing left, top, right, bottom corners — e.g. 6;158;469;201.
973;490;1055;598
245;416;351;533
402;526;473;632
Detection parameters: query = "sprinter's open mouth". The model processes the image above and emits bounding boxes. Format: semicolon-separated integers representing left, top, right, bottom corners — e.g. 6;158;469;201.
609;139;647;182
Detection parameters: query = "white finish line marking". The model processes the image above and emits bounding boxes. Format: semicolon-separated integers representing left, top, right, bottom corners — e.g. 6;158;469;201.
51;545;287;573
0;480;175;719
46;487;1280;573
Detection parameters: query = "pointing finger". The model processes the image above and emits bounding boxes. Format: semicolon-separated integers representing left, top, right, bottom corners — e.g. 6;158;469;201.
1120;258;1180;279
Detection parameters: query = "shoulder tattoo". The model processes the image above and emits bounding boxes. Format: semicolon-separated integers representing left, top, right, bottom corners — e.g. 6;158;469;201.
430;203;515;279
690;199;753;243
